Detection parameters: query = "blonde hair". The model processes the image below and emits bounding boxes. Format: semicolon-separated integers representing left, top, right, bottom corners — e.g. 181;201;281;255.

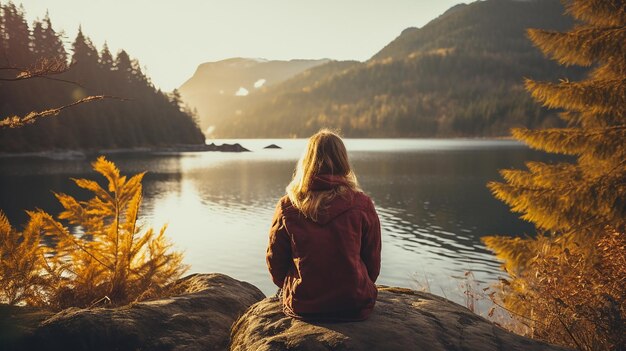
286;129;359;221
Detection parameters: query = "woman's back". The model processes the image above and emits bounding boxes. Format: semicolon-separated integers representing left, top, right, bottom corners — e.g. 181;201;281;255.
266;131;381;321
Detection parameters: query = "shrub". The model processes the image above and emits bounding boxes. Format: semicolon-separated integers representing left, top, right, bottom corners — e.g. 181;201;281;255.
0;156;187;309
484;229;626;350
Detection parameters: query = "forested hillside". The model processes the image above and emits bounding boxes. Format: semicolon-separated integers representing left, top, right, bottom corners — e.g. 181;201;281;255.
214;0;586;138
0;3;204;152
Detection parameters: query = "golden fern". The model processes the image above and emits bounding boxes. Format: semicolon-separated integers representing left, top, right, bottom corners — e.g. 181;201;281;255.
0;156;187;309
0;212;47;305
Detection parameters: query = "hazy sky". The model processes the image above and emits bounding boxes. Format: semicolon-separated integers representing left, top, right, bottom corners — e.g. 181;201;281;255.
17;0;463;91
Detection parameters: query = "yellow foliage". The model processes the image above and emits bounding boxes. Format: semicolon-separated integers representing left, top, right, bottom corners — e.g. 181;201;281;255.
525;78;626;116
0;212;47;305
512;127;626;161
484;229;626;350
563;0;626;27
0;156;187;309
484;1;626;350
527;26;626;68
489;0;626;236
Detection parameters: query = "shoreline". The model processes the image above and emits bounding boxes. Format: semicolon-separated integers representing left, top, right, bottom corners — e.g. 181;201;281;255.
0;137;521;160
0;142;250;160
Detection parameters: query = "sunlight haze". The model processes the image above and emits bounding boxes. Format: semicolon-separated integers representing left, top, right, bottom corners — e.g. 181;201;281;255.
17;0;462;90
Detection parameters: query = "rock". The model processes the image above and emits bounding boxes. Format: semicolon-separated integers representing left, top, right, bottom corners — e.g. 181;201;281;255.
205;142;250;152
263;144;282;149
230;286;570;351
0;304;53;351
21;273;265;351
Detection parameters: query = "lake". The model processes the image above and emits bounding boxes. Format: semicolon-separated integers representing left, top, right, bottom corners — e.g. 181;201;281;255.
0;139;558;304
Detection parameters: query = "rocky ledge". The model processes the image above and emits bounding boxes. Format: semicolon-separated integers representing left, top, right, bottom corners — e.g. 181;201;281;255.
230;286;570;351
5;273;264;351
1;276;570;351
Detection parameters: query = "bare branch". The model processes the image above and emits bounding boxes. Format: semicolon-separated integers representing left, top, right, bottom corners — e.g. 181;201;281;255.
0;95;130;129
0;58;67;79
0;58;131;129
0;58;88;88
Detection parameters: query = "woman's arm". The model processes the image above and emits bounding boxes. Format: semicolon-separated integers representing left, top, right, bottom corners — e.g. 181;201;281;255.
361;199;382;283
266;200;293;288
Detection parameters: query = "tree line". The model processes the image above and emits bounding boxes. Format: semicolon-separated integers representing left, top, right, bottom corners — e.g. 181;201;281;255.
0;2;204;152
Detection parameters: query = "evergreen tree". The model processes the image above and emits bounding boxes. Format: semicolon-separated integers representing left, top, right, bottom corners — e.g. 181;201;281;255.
130;58;148;84
1;2;31;66
487;0;626;238
114;49;132;82
30;19;44;58
99;41;113;70
30;14;66;65
0;4;204;151
40;12;67;63
483;1;626;349
70;25;99;67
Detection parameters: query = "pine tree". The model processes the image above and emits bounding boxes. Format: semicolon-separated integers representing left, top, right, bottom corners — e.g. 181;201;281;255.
30;19;45;59
99;41;113;70
41;12;67;63
70;25;99;69
483;1;626;349
1;2;32;66
488;0;626;238
114;49;132;82
30;14;67;65
130;58;148;84
0;3;205;150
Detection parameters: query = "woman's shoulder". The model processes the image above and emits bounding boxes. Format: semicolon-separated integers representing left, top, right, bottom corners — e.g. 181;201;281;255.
276;195;297;215
349;190;376;211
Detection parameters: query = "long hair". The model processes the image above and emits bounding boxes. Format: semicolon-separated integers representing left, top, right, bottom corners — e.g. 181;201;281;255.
286;129;359;221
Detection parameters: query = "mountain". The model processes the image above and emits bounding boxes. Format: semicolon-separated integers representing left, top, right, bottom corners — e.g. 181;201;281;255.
213;0;586;138
178;58;329;134
0;3;205;152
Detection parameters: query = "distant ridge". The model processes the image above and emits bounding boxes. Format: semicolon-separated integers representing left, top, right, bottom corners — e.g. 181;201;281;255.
178;58;329;134
211;0;585;138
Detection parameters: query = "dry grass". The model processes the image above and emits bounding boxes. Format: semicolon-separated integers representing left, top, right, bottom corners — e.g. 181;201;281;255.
484;228;626;351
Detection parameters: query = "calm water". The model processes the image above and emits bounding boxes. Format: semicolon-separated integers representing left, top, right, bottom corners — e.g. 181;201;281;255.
0;139;559;304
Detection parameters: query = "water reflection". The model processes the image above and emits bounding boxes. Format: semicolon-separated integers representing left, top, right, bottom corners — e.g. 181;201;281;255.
0;140;561;304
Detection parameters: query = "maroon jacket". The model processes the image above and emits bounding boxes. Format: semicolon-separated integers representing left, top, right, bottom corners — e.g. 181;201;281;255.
266;175;382;321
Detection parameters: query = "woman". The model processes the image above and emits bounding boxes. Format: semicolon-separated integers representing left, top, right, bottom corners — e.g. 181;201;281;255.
266;129;381;321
